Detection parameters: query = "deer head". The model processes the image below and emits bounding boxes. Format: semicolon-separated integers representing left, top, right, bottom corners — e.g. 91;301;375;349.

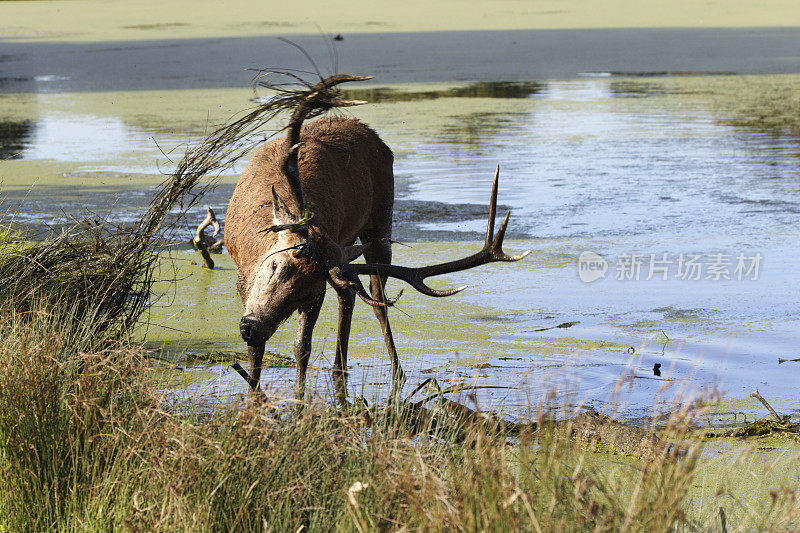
238;182;368;346
239;164;530;347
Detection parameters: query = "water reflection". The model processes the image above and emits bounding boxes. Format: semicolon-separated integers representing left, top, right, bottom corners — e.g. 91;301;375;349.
3;77;800;246
339;80;545;103
609;80;673;98
26;113;139;162
438;111;524;148
0;119;33;159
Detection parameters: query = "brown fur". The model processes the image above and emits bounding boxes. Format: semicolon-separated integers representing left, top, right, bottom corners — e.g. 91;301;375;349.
224;105;525;402
224;75;527;401
225;116;394;301
225;115;401;402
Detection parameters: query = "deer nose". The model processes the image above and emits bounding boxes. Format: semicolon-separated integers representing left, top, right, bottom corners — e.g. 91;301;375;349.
239;315;263;345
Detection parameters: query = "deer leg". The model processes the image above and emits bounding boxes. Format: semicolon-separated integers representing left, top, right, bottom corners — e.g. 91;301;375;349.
332;285;356;407
369;273;405;397
294;291;325;403
362;239;406;397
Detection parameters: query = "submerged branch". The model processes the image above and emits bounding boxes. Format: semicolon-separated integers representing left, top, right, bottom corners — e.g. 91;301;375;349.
192;207;223;269
751;388;783;422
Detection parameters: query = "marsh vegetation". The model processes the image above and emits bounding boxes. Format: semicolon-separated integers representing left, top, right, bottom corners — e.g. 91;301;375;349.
3;292;800;531
3;71;800;530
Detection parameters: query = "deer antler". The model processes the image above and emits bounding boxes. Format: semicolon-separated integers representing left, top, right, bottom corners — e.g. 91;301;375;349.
262;74;373;261
282;75;372;214
328;165;530;301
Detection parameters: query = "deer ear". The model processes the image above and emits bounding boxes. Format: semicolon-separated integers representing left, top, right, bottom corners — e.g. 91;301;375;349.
272;186;299;225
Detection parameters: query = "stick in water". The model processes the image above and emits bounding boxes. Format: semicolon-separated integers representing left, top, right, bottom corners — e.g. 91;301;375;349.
193;207;223;269
750;388;782;422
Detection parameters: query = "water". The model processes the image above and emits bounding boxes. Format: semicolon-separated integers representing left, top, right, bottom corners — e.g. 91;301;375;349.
2;76;799;418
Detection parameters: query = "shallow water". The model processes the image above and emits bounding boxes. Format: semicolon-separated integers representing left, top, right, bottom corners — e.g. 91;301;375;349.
2;75;799;418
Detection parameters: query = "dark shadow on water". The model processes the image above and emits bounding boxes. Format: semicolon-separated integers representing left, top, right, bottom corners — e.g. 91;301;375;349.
393;198;511;225
439;111;524;147
144;339;238;357
122;22;190;30
0;119;33;160
713;193;800;214
650;306;716;321
1;183;529;245
609;80;675;98
0;75;35;93
340;81;545;103
392;199;528;242
583;71;736;78
0;183;237;241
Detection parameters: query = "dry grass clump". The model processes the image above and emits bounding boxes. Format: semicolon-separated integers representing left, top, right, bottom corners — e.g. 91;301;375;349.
3;308;800;532
0;222;156;352
0;301;702;533
0;307;155;531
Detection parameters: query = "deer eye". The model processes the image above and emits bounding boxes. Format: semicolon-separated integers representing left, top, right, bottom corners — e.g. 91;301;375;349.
271;261;278;271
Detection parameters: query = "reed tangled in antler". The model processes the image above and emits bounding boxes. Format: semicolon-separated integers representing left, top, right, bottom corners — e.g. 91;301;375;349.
0;69;332;348
141;69;365;243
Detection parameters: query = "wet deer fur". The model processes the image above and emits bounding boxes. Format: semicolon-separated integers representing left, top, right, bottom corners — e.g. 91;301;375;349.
224;74;528;404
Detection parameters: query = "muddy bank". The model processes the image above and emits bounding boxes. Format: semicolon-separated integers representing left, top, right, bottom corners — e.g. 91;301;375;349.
2;27;800;94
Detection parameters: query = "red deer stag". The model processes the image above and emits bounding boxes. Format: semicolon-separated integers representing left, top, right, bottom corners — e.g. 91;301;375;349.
224;74;529;404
